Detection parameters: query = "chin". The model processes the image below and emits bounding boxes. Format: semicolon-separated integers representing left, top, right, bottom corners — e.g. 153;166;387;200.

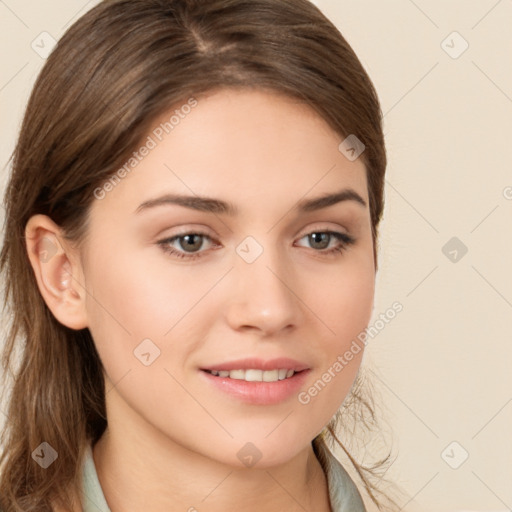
207;436;312;470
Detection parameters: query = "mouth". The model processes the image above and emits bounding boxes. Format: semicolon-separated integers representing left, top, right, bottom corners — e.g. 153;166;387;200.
199;358;310;405
202;368;302;382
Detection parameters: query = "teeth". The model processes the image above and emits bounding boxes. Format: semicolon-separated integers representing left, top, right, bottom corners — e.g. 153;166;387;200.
263;369;279;382
207;369;297;382
228;369;245;379
245;369;263;381
278;369;288;380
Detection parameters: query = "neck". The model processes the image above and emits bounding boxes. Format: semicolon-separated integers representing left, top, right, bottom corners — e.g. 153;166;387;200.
92;398;332;512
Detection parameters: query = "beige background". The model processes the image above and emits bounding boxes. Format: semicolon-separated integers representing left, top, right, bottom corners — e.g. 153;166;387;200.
1;1;511;511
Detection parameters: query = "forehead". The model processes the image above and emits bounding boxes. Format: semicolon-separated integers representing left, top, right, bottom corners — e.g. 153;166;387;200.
91;88;368;219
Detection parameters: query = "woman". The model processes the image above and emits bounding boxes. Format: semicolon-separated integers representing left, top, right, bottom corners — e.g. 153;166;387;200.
0;0;398;510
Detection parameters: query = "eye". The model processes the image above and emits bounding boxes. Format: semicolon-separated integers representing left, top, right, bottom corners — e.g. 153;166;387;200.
157;232;218;260
157;229;355;261
295;230;355;256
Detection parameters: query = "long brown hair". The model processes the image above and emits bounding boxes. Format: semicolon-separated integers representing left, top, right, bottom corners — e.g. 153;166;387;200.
0;0;398;510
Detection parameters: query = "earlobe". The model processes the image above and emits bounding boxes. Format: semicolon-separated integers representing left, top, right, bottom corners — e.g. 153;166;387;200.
25;214;88;330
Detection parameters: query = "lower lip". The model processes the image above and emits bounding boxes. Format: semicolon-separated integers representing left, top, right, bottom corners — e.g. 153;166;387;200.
200;369;311;405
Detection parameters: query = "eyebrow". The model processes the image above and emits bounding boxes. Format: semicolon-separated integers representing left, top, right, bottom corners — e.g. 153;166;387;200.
134;188;367;215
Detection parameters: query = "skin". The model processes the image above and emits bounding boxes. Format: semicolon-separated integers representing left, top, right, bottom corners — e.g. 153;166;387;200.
26;88;375;512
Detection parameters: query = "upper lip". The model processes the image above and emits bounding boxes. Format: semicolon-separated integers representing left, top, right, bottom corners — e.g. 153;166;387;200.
201;357;310;372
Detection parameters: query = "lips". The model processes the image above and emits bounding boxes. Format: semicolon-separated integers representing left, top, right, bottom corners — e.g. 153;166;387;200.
199;357;311;405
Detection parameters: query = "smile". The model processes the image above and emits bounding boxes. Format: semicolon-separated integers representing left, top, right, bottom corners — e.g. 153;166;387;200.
204;368;297;382
200;367;310;405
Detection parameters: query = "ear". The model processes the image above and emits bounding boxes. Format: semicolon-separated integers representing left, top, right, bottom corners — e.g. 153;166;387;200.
25;214;88;330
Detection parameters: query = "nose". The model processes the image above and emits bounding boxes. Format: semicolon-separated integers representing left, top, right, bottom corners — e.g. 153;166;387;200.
224;242;300;336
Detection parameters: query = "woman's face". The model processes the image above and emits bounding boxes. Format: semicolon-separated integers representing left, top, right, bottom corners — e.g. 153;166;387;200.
79;88;375;467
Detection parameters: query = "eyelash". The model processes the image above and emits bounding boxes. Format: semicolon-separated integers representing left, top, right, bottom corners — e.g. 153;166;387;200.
156;230;355;261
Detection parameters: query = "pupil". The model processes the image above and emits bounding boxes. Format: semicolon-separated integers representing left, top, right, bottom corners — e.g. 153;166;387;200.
181;234;202;252
310;232;329;249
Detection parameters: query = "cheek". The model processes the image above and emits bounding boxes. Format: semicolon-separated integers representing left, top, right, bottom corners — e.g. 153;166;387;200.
313;258;375;345
298;260;374;416
85;246;178;327
81;251;171;376
82;249;224;378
